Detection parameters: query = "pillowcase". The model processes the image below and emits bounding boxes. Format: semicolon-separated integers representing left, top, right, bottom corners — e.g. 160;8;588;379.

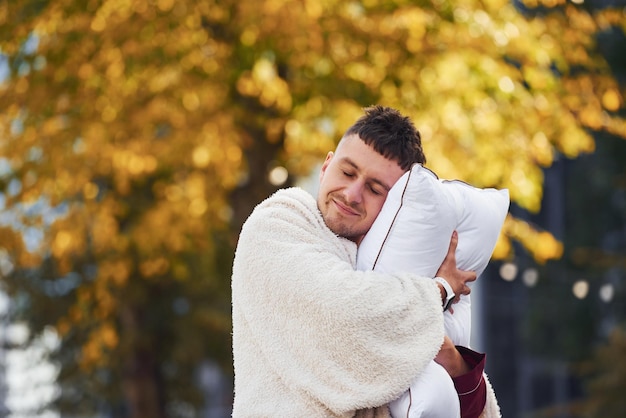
438;177;510;345
356;164;508;418
356;164;509;346
357;165;455;278
388;359;461;418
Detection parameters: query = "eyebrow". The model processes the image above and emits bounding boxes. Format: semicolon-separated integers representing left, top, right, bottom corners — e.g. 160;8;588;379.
340;157;393;192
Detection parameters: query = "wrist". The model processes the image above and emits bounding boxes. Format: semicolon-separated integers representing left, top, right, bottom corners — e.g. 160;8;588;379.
434;344;470;377
433;276;455;311
436;283;446;304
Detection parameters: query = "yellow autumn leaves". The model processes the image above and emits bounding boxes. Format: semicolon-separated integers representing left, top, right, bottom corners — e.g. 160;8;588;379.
0;0;625;376
237;58;293;113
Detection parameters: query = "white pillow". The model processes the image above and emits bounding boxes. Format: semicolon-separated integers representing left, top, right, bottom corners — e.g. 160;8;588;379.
439;177;510;345
356;164;509;418
357;164;457;277
388;360;460;418
356;164;509;345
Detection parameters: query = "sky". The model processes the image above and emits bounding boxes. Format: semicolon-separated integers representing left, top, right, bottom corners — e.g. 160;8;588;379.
0;293;59;417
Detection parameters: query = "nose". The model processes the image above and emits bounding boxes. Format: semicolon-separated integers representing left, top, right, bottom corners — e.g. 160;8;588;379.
343;180;364;205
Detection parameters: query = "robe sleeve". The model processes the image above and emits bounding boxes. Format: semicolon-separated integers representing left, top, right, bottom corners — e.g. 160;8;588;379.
232;189;445;414
452;346;487;418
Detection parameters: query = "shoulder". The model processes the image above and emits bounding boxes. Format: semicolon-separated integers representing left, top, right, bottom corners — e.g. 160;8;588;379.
249;187;319;221
257;187;317;212
236;186;357;264
241;187;324;237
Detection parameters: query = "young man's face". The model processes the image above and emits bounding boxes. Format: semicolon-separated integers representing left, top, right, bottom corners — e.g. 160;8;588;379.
317;134;405;244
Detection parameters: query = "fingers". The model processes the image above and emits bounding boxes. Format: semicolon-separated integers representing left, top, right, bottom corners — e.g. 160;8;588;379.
446;230;459;256
460;285;471;296
459;270;476;294
437;231;478;303
452;285;471;306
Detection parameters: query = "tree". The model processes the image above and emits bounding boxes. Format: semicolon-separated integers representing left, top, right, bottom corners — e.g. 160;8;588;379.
0;0;624;416
577;327;626;417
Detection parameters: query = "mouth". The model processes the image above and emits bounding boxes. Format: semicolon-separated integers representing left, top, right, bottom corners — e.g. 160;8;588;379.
332;198;360;216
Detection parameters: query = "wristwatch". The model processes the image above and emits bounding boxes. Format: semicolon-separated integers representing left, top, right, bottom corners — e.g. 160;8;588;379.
433;276;455;311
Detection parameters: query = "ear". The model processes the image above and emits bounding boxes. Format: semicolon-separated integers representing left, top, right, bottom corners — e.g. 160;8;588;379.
319;151;334;182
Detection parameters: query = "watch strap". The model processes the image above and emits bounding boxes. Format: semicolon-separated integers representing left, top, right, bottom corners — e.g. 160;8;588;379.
433;276;455;311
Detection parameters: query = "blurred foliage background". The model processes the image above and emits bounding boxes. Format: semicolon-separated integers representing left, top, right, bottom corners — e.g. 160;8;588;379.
0;0;624;416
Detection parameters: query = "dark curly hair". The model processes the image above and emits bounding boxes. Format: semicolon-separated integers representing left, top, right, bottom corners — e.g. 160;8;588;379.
343;105;426;170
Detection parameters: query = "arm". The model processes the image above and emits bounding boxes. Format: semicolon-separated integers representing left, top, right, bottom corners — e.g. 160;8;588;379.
434;336;472;378
433;234;500;418
232;189;445;413
435;337;489;418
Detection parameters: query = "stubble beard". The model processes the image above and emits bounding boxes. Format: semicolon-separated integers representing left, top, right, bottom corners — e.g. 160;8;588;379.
319;194;366;240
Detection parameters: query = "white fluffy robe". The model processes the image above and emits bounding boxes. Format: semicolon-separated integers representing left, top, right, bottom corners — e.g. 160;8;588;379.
231;188;445;417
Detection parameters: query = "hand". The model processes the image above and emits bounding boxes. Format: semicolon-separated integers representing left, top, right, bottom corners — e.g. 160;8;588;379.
434;336;470;378
436;231;476;305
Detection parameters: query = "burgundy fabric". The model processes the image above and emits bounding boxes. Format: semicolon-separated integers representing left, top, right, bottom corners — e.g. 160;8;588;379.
452;346;487;418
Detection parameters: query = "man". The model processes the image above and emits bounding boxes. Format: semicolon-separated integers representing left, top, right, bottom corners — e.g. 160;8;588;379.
231;106;499;417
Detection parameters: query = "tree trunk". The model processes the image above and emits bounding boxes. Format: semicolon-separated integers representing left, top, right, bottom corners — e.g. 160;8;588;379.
121;306;165;418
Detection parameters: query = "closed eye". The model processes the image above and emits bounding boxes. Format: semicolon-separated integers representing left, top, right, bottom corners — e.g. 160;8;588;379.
368;184;383;195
